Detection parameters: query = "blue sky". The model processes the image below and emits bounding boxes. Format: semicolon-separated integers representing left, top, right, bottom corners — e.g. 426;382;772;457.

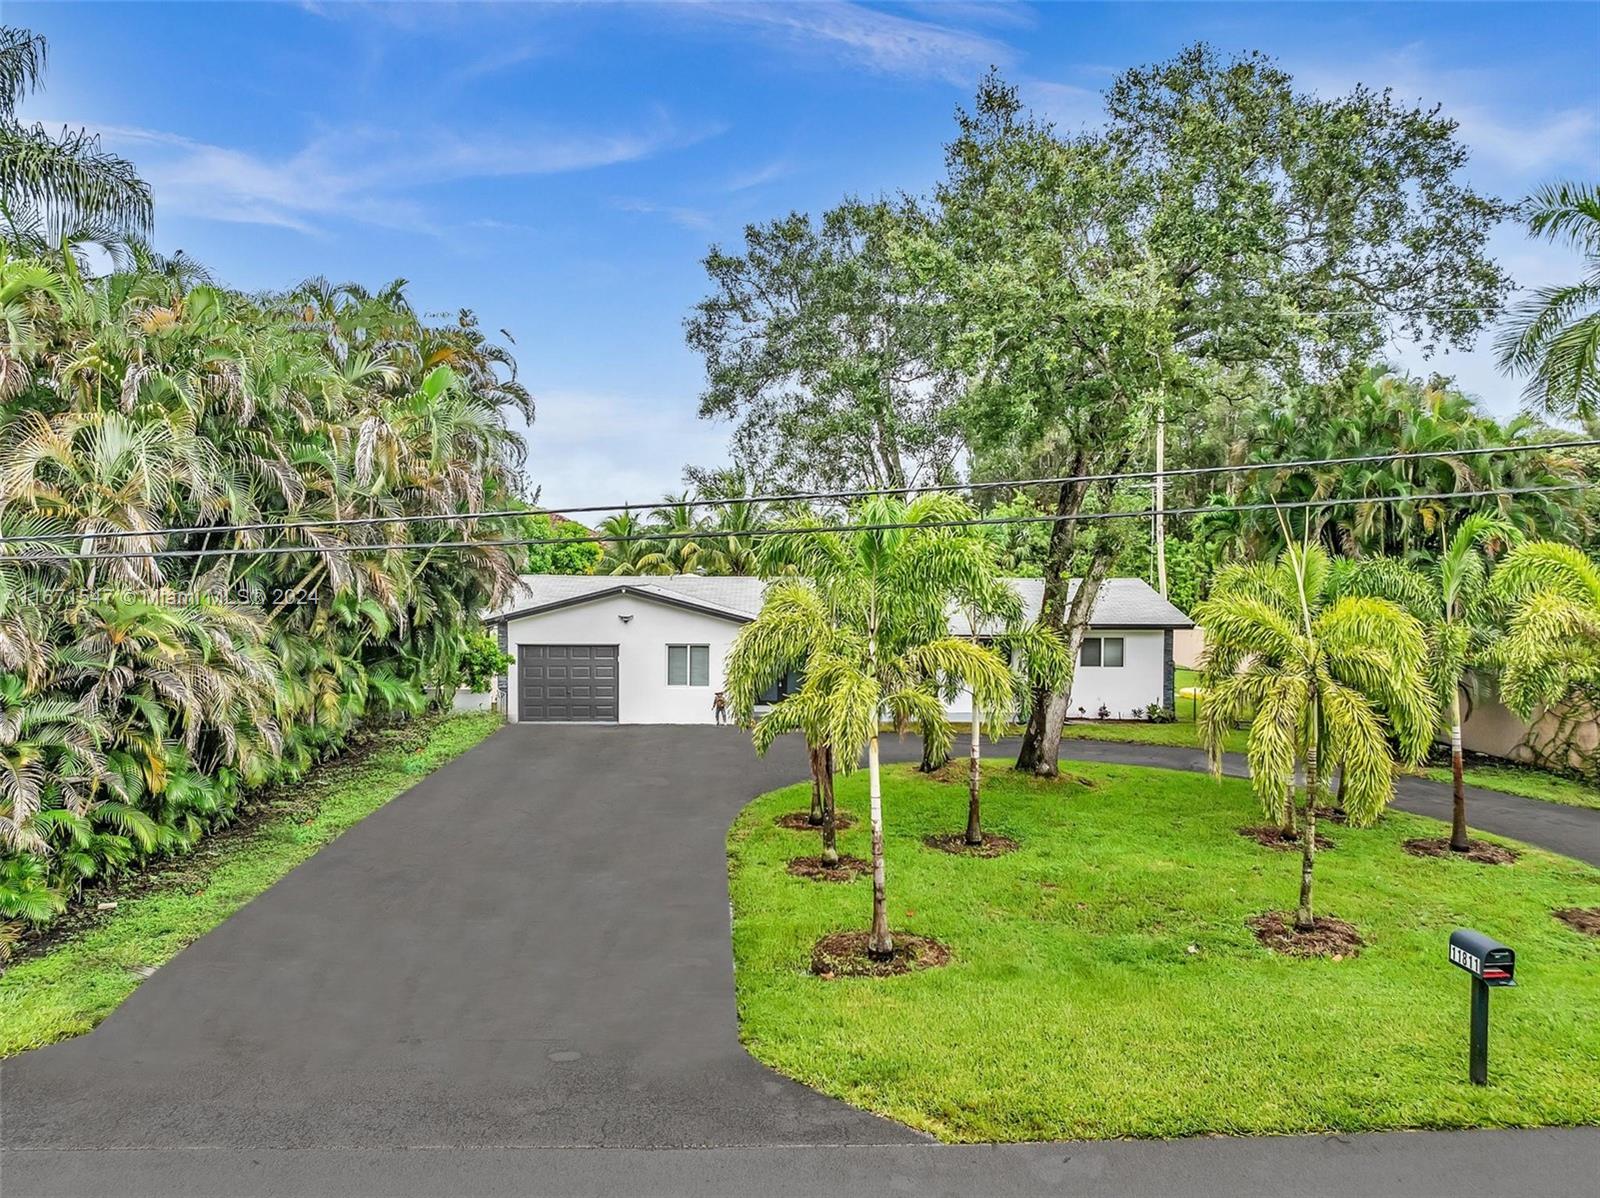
18;2;1600;505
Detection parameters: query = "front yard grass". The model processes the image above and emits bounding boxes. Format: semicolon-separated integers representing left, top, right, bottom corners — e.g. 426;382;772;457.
1424;763;1600;812
0;711;503;1058
727;759;1600;1141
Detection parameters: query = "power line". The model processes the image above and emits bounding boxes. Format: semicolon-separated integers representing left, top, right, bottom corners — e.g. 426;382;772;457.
1;437;1595;550
27;483;1591;565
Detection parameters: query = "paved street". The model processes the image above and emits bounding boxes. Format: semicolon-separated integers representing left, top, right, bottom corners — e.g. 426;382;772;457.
3;726;1596;1196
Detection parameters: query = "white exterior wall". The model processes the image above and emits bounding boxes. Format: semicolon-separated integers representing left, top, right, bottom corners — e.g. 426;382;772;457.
503;594;742;724
945;628;1169;721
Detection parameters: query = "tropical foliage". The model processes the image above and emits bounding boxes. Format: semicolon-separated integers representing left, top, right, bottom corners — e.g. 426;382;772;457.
1491;541;1600;720
594;470;775;576
725;495;1015;958
1199;368;1589;566
1197;541;1435;929
0;27;151;262
1497;182;1600;422
1331;515;1520;850
0;233;530;952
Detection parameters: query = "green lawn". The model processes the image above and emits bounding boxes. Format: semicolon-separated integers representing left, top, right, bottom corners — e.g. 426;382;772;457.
1424;763;1600;812
727;759;1600;1141
1060;667;1250;754
0;711;502;1058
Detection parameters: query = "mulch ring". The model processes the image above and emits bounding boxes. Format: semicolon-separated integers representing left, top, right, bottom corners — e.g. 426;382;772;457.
1238;825;1335;852
920;761;1097;789
1247;911;1364;959
922;832;1020;858
774;810;857;831
810;930;953;979
786;855;871;883
1553;907;1600;937
1312;805;1350;826
1403;837;1520;865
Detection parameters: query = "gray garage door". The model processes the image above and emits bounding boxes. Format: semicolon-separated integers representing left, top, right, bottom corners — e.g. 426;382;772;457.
517;645;619;722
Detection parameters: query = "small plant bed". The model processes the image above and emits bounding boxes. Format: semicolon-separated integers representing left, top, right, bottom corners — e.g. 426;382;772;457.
727;758;1600;1141
810;930;952;978
1553;907;1600;937
923;832;1020;857
774;810;857;831
1238;825;1335;851
1246;911;1364;959
0;712;503;1058
787;855;871;882
1403;837;1521;865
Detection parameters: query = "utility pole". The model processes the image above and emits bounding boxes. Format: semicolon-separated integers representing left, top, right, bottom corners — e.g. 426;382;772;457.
1154;384;1168;599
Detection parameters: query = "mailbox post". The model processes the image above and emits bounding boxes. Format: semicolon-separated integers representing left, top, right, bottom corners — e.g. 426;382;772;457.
1448;929;1515;1085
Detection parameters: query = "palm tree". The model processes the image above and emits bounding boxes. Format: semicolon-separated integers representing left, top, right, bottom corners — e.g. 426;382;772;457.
947;561;1068;846
1491;541;1600;720
1333;515;1520;851
0;27;152;256
1497;182;1600;422
730;495;1014;958
595;511;670;574
1197;539;1434;931
650;493;708;573
0;245;529;927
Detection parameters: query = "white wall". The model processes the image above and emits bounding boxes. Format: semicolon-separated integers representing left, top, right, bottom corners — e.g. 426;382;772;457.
945;628;1169;721
503;593;743;724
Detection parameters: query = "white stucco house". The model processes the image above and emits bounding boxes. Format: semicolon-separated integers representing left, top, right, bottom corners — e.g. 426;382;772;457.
484;574;1192;725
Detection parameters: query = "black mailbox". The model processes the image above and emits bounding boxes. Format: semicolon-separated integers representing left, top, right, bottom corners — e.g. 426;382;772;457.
1448;928;1516;1085
1449;928;1515;986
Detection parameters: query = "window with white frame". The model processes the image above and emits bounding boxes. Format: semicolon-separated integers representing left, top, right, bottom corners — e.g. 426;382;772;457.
667;644;711;686
1079;636;1125;667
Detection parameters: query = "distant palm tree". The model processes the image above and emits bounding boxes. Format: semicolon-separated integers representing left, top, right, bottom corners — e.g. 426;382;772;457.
1497;182;1600;422
651;493;707;573
595;511;670;575
1198;540;1434;930
1491;541;1600;720
731;495;1014;958
0;26;152;256
1333;514;1520;851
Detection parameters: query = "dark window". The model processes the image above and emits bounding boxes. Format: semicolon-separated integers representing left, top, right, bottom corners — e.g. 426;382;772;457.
668;644;710;686
758;668;802;705
1103;637;1125;668
1080;638;1102;667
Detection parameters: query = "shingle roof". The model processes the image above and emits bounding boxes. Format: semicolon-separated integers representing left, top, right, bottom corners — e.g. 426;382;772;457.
487;574;1193;629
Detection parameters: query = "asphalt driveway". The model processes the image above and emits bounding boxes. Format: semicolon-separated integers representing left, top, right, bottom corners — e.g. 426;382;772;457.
2;725;921;1153
3;726;1597;1196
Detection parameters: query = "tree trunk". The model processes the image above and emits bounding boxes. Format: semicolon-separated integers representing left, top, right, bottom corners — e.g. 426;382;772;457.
808;744;825;826
820;744;838;867
1296;713;1320;932
920;733;948;773
866;733;892;959
965;710;983;845
1016;455;1131;775
1016;472;1087;775
1449;689;1470;852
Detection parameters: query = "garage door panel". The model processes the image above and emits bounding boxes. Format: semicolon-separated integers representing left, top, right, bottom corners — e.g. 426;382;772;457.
518;645;619;722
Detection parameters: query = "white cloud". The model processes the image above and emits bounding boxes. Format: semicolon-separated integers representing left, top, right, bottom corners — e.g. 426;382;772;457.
523;390;730;507
722;159;792;192
80;116;711;235
1293;44;1599;179
696;1;1014;86
612;196;715;231
1018;79;1104;132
